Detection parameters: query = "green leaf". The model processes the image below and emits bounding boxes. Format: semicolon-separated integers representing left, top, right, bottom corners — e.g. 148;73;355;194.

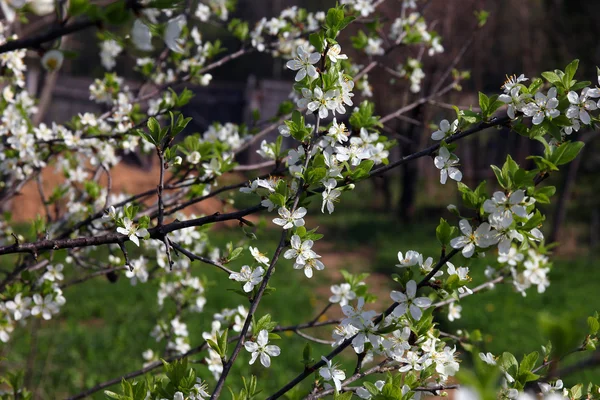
218;329;229;357
541;71;562;85
527;78;544;94
306;167;327;185
302;343;312;365
519;351;539;374
588;316;600;335
334;391;353;400
102;0;130;24
565;59;580;83
491;165;509;189
228;247;244;262
478;92;490;115
352;159;375;180
436;218;453;246
103;391;126;400
147;117;160;135
309;32;325;53
499;352;519;378
325;7;344;31
549;141;584;166
69;0;89;16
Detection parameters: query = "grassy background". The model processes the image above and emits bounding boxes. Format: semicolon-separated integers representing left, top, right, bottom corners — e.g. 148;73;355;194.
2;183;600;398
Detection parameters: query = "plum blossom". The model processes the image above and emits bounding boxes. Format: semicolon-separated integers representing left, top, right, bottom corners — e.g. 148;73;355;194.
434;147;462;184
273;207;307;229
322;189;341;214
319;356;346;392
450;219;496;258
41;50;64;72
326;44;348;63
229;265;265;292
431;119;458;140
5;294;31;321
165;16;186;53
286;46;321;81
293;255;324;278
117;218;149;246
284;235;317;264
448;302;462;321
31;294;58;320
131;20;153;51
499;86;531;119
125;257;149;285
244;329;280;367
483;190;529;228
396;250;423;268
522;87;560;125
329;283;356;306
566;87;600;125
479;352;496;365
390;280;432;320
250;246;269;265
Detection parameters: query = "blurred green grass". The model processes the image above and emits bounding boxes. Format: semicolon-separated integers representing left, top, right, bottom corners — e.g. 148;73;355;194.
3;182;600;398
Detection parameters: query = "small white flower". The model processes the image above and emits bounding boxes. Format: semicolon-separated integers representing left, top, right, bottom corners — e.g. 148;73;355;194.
284;235;317;264
164;15;186;53
31;294;57;320
329;283;356;306
131;20;153;51
319;356;346;392
229;265;264;292
116;218;149;247
483;190;529;228
41;50;64;72
479;352;496;365
273;207;307;230
5;294;32;321
322;189;341;214
250;246;269;265
566;87;599;125
450;219;496;258
125;257;148;285
195;3;210;21
522;87;560;125
431;119;458;140
396;250;422;268
187;151;202;164
43;263;64;282
193;378;210;398
294;256;324;278
286;46;321;81
390;280;432;320
244;330;280;367
327;44;348;63
447;302;462;321
434;147;462;184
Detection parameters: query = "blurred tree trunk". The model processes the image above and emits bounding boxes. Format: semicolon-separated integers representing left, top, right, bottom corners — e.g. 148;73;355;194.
548;151;582;244
397;104;425;221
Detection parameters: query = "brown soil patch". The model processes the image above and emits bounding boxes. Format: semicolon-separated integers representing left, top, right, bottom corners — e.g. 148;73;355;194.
11;161;244;227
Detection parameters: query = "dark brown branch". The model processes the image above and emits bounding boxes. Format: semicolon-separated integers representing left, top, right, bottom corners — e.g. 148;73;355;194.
0;19;98;54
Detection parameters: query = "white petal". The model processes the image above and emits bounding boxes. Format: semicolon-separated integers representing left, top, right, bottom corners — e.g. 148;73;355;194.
459;219;472;235
406;280;417;299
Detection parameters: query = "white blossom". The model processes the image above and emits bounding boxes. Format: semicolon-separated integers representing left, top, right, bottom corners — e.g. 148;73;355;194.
244;329;280;367
229;265;264;292
319;356;346;392
390;280;432;320
434;147;462;184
